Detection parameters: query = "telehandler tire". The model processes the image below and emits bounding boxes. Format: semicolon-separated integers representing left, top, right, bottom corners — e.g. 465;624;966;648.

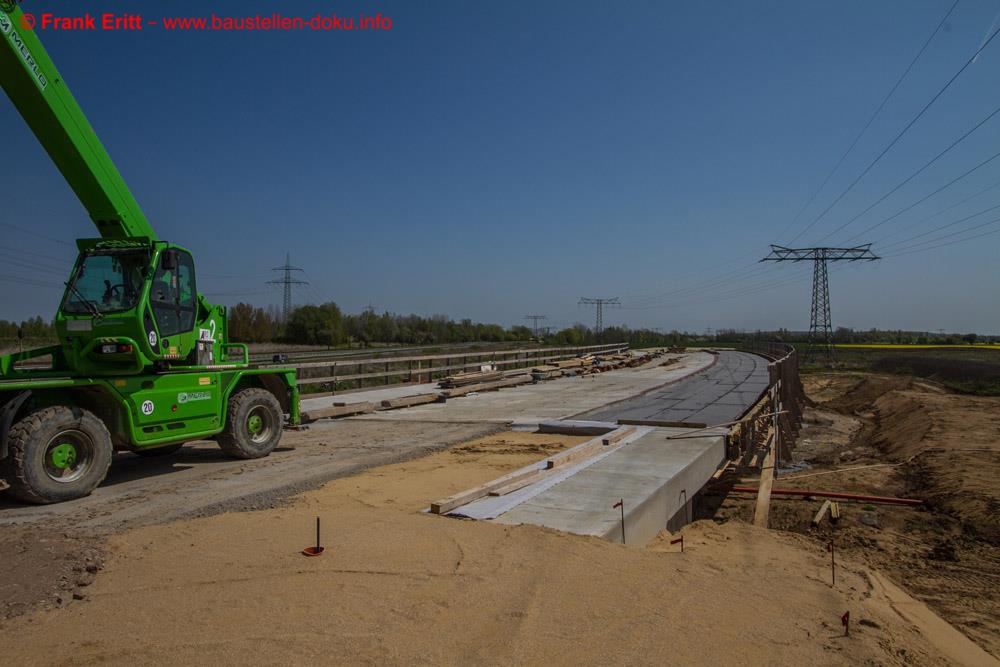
2;406;113;504
218;388;282;459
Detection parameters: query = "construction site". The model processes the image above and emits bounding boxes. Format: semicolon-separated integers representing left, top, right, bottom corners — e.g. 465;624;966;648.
1;1;1000;666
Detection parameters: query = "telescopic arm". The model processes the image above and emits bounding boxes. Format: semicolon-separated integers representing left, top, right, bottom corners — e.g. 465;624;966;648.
0;3;157;240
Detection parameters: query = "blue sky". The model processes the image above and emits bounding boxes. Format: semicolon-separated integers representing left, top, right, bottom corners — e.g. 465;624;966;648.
3;0;999;333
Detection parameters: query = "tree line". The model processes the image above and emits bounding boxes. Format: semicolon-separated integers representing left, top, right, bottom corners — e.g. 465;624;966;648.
1;307;996;349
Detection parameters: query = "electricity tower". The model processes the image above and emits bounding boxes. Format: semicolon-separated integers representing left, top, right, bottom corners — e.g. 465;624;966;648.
524;314;547;337
578;297;620;337
761;244;879;365
268;253;308;323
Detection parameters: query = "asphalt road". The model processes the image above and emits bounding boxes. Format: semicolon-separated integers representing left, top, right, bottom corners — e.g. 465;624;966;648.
576;351;769;425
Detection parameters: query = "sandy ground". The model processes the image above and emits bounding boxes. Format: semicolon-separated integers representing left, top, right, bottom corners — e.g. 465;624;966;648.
712;373;1000;659
0;420;499;619
0;430;971;666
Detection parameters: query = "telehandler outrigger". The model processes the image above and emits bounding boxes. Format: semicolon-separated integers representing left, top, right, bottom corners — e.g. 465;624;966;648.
0;2;299;503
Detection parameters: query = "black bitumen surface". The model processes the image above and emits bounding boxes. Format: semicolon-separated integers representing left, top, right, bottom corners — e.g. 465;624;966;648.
577;351;769;426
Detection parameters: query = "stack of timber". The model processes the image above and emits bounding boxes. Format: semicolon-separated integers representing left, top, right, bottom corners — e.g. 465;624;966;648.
549;357;590;370
438;366;503;389
439;375;532;399
530;365;563;381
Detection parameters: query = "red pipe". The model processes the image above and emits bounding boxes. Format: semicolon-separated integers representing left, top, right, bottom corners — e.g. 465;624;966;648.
725;485;924;506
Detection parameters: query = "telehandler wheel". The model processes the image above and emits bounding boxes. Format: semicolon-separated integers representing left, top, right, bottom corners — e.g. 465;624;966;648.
133;443;183;457
217;388;283;460
2;406;113;504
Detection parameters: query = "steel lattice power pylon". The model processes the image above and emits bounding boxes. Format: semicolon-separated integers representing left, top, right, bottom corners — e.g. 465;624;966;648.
524;314;547;337
578;297;620;337
268;253;308;323
761;245;879;364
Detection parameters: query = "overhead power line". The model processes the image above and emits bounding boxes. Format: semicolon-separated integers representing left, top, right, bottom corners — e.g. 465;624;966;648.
620;265;813;312
843;146;1000;243
879;200;1000;251
0;222;76;247
884;212;1000;255
790;12;1000;244
778;0;960;242
622;261;767;306
873;174;1000;244
819;99;1000;243
884;223;1000;258
0;274;63;289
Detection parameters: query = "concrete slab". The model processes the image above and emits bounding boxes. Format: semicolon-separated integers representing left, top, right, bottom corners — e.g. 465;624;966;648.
348;352;717;426
492;427;727;545
577;351;768;426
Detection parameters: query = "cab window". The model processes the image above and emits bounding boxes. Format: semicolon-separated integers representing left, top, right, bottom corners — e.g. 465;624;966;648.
151;250;197;338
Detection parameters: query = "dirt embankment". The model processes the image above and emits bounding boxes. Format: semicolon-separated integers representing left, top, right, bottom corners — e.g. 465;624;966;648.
717;373;1000;659
872;388;1000;545
0;430;960;666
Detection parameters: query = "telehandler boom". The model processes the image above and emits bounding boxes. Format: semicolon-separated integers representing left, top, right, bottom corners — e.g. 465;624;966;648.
0;2;299;503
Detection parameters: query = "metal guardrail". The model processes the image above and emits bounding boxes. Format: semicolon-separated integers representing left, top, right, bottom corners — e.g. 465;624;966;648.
265;342;630;390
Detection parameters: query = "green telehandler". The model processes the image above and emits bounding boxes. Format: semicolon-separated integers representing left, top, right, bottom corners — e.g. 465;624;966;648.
0;2;300;503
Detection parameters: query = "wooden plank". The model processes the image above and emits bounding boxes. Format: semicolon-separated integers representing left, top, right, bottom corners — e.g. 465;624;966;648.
487;472;542;496
440;376;531;399
439;370;503;388
602;426;636;446
753;429;776;528
830;501;841;524
545;440;605;469
300;402;375;423
379;393;440;409
811;500;832;527
544;427;633;470
431;467;541;514
711;458;739;480
617;419;709;429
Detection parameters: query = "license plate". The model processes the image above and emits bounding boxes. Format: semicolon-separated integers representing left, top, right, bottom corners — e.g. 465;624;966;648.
101;344;116;354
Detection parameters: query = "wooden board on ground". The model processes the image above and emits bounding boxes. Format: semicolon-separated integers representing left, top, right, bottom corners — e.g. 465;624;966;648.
380;393;440;410
441;376;531;399
301;402;375;423
753;428;776;528
430;467;541;514
545;426;633;470
618;418;708;429
487;472;541;496
811;500;832;527
602;426;636;446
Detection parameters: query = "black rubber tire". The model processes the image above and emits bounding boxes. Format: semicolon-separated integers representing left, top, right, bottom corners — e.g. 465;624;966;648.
133;443;183;457
217;388;282;460
2;406;113;504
